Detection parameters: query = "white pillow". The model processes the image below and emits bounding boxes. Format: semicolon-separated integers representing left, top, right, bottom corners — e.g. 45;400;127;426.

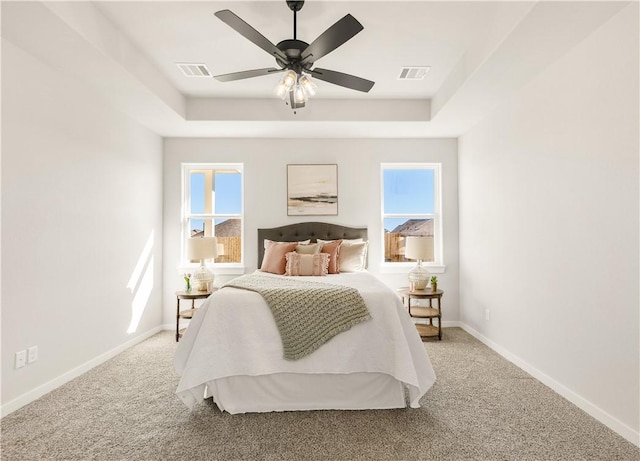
318;239;368;272
295;243;322;254
263;238;310;248
338;241;368;272
317;238;363;245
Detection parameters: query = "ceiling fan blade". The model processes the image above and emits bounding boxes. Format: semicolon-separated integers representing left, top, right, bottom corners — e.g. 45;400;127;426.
310;68;375;92
214;68;285;82
301;14;363;64
215;10;288;63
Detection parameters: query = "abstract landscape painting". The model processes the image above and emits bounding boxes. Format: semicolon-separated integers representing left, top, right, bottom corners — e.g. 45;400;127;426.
287;164;338;216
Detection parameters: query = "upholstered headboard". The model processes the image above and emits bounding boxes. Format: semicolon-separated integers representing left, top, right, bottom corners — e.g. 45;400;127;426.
257;222;368;268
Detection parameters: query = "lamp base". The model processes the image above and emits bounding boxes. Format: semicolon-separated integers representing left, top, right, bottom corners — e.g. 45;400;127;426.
192;260;214;292
408;261;429;291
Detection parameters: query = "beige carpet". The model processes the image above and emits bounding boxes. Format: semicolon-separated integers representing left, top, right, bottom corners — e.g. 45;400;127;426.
1;328;638;460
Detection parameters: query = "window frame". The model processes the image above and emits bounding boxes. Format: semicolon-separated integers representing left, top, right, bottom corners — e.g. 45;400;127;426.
380;163;445;273
181;163;245;274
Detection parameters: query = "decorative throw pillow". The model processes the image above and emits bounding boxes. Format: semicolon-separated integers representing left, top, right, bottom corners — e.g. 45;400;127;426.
264;238;310;248
320;240;343;274
285;252;329;276
318;239;368;272
260;241;299;274
295;243;322;254
317;238;364;245
338;241;368;272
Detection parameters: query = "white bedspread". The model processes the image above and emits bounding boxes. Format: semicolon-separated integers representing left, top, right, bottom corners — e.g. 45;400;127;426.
174;271;436;409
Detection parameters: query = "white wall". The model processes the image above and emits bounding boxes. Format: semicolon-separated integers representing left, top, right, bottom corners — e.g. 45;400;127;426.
163;138;459;326
1;39;164;411
459;4;639;443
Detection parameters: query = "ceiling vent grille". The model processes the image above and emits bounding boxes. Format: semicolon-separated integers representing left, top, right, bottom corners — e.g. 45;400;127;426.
398;66;430;80
176;63;212;78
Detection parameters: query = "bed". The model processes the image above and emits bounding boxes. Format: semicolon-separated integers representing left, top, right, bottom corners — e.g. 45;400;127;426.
174;222;436;413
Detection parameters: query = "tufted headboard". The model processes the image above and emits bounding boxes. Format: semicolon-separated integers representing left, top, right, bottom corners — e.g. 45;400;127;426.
257;222;368;268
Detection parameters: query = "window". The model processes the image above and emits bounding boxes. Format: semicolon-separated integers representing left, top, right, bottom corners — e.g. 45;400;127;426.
381;163;442;267
183;163;243;267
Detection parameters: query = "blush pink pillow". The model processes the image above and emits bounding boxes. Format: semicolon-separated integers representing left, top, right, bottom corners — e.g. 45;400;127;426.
321;239;343;274
260;241;299;274
285;252;329;276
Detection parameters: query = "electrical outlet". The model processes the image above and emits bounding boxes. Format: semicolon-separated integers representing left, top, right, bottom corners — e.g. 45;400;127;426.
15;350;26;369
28;346;38;364
485;309;491;321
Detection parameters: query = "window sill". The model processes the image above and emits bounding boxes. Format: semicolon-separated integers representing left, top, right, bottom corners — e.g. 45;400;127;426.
178;264;246;276
379;263;446;275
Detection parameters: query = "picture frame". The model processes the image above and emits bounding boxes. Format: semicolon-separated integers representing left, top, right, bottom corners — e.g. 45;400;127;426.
287;164;338;216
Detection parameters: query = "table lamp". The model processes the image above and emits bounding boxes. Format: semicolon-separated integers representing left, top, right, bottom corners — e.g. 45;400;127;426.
187;236;218;291
404;236;433;290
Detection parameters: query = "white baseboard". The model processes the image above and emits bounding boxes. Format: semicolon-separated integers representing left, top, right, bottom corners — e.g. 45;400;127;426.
1;326;162;418
458;323;640;448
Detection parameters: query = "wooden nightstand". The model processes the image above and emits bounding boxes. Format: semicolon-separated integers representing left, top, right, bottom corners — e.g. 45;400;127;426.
397;288;444;340
175;290;215;342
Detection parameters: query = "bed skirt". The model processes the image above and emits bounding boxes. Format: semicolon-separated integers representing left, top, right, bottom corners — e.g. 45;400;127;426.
204;372;406;414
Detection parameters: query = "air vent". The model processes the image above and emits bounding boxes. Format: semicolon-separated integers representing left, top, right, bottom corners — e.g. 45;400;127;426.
398;66;430;80
176;63;212;78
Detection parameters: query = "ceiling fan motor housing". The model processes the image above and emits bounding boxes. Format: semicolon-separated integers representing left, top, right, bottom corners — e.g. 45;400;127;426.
276;39;312;73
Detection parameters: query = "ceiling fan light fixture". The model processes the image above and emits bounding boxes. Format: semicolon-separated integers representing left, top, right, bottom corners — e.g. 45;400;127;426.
281;70;297;89
293;83;308;104
289;90;305;109
299;74;317;97
274;81;290;99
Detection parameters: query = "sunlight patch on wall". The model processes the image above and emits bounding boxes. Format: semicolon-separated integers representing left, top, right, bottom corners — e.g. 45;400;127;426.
127;231;154;291
127;231;154;334
128;257;153;334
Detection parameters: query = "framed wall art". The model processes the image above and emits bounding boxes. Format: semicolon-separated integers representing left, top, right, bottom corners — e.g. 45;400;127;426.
287;164;338;216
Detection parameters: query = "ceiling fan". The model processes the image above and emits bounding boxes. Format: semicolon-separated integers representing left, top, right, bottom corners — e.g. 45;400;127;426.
213;0;375;110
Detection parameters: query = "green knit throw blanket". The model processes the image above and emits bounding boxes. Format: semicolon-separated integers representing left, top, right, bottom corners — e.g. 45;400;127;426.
223;274;371;360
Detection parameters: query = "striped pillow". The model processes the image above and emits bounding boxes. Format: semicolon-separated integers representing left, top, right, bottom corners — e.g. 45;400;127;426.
285;252;329;276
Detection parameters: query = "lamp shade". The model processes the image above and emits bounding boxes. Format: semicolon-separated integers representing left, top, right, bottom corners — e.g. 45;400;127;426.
404;236;434;261
187;237;218;261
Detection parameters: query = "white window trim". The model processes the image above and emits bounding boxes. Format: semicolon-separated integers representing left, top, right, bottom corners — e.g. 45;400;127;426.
380;162;444;272
181;162;245;274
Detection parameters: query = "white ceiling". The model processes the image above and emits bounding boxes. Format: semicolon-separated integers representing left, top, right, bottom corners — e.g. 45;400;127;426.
1;1;628;138
95;1;531;99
